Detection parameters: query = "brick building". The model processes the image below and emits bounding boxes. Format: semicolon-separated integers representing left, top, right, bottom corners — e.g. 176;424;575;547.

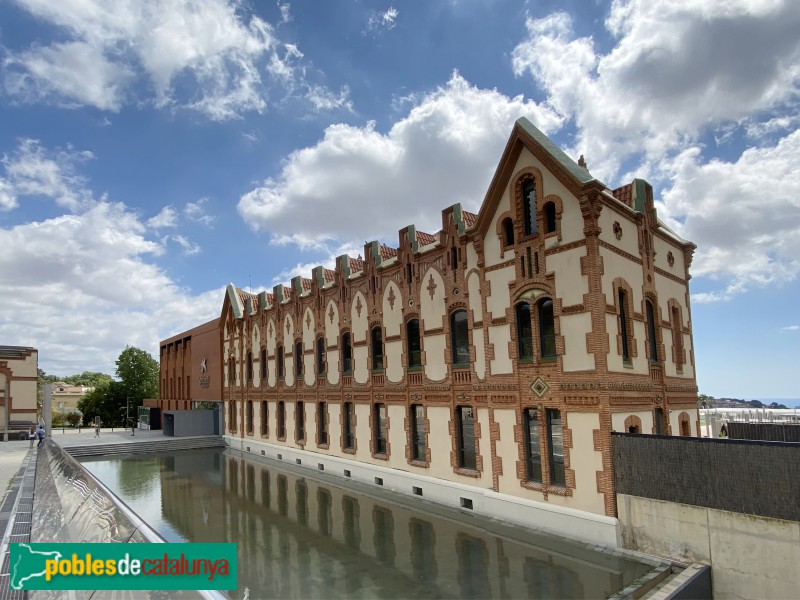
0;345;39;431
218;118;698;543
158;318;222;411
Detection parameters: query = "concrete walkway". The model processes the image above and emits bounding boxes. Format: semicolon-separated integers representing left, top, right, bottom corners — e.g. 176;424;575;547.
0;428;167;497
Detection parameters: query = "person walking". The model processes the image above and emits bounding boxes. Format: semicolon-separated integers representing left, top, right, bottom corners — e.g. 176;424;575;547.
36;426;45;447
95;425;100;438
28;426;35;449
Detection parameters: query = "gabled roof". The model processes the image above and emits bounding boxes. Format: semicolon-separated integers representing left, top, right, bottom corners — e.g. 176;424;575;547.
475;117;606;237
416;230;439;246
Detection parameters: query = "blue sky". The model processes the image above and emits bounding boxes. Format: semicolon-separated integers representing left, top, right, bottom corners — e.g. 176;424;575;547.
1;0;798;399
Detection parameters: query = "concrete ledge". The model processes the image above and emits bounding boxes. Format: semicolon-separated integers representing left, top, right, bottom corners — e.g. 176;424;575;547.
226;434;622;547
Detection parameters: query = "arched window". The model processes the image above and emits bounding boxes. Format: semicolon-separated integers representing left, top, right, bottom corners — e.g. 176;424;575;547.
450;310;470;365
371;326;384;370
544;201;556;233
539;299;556;359
515;303;533;360
406;319;421;369
295;341;303;376
277;345;284;379
316;337;325;375
522;179;536;236
260;348;267;380
342;332;352;374
646;300;659;363
502;217;515;246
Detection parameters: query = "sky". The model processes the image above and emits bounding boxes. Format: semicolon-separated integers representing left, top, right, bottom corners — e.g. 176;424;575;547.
0;0;798;399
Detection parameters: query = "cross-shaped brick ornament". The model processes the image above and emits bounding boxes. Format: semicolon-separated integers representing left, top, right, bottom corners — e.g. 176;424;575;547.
427;275;437;300
388;286;396;310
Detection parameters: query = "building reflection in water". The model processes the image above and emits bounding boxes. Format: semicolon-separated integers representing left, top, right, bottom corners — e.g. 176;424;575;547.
82;449;650;599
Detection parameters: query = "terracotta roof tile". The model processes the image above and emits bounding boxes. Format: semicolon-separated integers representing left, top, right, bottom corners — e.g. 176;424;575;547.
323;269;336;282
612;184;633;209
463;211;478;229
301;278;312;291
416;230;439;246
380;244;398;260
349;257;364;272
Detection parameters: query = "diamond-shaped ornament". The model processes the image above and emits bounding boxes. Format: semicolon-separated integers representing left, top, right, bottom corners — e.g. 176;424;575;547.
531;377;549;397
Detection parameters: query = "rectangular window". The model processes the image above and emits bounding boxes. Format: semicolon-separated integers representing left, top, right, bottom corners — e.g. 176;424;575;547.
277;401;286;438
411;404;426;461
261;401;268;436
343;402;355;449
523;408;542;482
246;400;253;434
296;401;305;441
646;300;658;363
316;337;326;375
295;341;303;376
342;333;352;374
456;406;477;470
407;319;422;369
619;289;630;362
260;348;267;380
546;409;566;486
277;346;284;379
373;403;387;455
318;402;328;445
371;327;384;370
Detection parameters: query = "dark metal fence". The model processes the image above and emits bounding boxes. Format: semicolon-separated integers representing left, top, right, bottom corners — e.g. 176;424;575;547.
727;421;800;442
612;433;800;522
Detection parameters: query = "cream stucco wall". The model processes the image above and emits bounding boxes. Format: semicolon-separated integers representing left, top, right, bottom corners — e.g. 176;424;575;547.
423;334;447;381
350;292;368;343
382;282;403;338
488;325;513;375
426;406;454;480
611;410;653;434
598;205;639;257
485;265;514;320
549;248;588;307
559;312;594;372
653;234;686;275
385;340;403;383
605;314;649;374
600;248;644;309
467;271;483;323
420;268;446;332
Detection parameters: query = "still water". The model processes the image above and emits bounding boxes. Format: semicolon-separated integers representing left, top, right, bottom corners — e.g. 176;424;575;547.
81;449;651;599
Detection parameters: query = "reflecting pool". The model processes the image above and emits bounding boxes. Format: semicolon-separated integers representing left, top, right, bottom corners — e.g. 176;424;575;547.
81;449;652;599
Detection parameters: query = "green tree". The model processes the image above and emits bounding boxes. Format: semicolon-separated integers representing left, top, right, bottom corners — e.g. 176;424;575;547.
77;381;128;427
115;346;159;404
65;412;82;427
63;371;113;387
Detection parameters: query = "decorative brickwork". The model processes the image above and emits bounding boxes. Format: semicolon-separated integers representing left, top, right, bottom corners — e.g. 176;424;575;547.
214;118;698;520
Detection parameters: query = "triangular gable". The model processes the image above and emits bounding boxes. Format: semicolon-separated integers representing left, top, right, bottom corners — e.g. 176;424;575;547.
474;117;606;237
222;283;244;320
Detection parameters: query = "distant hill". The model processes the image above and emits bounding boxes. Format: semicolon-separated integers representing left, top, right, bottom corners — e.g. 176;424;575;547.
699;394;792;409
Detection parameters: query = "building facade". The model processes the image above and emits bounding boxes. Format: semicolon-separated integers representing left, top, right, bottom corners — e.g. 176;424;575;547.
0;345;39;429
159;318;222;411
219;118;698;543
47;383;91;414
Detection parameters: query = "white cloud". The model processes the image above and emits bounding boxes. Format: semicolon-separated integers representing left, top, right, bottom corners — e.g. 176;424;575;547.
172;234;202;256
1;139;94;211
0;202;220;375
660;130;800;296
0;138;222;375
0;177;17;210
277;1;292;24
780;325;800;332
147;205;179;229
184;198;215;226
1;0;327;120
511;1;800;180
366;7;399;35
305;84;353;112
238;72;561;249
509;2;800;301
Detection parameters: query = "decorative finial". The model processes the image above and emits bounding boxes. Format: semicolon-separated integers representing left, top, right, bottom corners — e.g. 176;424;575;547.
578;154;588;170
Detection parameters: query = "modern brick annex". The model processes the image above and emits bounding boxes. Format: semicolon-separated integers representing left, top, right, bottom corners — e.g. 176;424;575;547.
220;117;698;523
